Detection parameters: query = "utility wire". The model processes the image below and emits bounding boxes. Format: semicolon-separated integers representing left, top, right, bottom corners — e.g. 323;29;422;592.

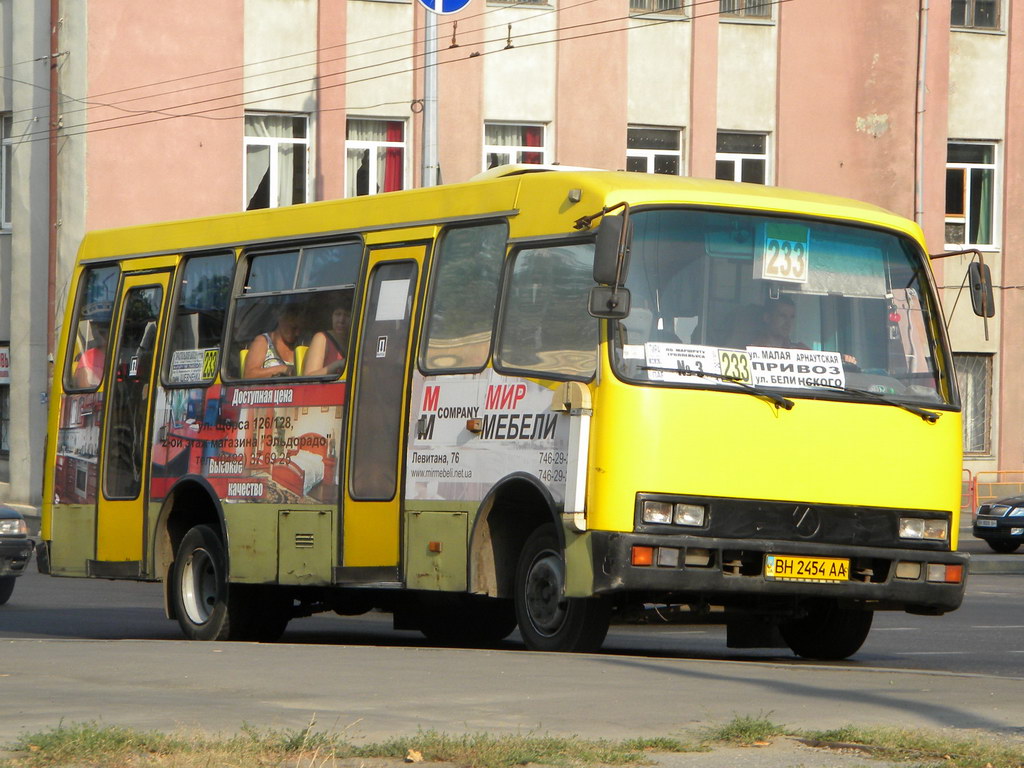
6;0;787;146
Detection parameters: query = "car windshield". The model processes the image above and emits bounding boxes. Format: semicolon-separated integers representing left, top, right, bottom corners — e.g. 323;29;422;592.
612;208;953;405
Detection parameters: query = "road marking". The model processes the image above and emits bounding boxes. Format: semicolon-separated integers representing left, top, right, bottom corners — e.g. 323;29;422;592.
895;651;968;656
973;625;1024;630
873;627;919;631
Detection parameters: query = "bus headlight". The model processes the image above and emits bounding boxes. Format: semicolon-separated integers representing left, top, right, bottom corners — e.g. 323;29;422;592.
898;517;948;541
641;501;706;527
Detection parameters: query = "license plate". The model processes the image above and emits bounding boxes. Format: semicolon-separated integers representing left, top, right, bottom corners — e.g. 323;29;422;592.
976;518;997;528
765;554;849;582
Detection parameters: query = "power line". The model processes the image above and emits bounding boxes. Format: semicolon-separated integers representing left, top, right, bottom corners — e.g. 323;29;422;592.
6;0;789;146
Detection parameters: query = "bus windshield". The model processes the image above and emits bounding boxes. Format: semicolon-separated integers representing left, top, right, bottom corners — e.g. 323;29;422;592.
613;208;952;405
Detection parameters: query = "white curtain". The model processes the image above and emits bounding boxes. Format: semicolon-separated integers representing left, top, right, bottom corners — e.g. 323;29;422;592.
245;114;305;209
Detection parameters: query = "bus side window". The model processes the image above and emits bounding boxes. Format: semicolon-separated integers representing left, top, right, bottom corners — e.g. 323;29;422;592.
166;252;234;386
421;222;507;372
227;241;360;380
64;264;120;392
496;243;598;380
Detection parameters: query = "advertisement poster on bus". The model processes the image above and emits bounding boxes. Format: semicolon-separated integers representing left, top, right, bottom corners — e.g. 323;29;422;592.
150;382;346;504
406;370;571;504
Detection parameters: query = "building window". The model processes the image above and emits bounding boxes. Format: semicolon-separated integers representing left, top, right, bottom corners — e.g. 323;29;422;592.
244;113;309;210
951;0;999;29
955;353;992;455
630;0;687;16
627;127;683;175
720;0;772;19
484;123;547;169
715;132;768;184
346;118;406;198
2;114;11;229
946;142;997;247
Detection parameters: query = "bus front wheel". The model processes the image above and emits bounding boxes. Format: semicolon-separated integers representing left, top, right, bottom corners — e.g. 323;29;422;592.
780;599;873;660
514;525;609;652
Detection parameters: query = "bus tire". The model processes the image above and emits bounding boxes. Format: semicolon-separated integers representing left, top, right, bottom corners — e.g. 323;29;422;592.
172;524;241;641
780;599;873;660
514;524;609;652
0;576;15;606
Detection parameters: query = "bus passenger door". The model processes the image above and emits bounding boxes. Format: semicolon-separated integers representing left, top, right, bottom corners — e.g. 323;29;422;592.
94;273;170;572
342;248;422;576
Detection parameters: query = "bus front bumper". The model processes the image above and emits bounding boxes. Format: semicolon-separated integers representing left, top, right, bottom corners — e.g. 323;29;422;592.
587;531;967;614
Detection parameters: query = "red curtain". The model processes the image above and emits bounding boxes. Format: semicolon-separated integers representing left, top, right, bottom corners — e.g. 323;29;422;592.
522;125;542;165
384;121;404;192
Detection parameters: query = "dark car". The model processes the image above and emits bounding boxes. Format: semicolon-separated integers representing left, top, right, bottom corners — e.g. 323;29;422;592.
0;505;34;604
973;495;1024;553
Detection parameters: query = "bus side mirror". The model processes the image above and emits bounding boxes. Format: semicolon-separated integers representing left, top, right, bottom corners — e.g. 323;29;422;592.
969;262;995;318
594;216;631;286
588;285;631;319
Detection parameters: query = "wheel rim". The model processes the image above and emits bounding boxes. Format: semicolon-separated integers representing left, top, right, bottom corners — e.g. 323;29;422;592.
524;548;567;637
180;547;218;626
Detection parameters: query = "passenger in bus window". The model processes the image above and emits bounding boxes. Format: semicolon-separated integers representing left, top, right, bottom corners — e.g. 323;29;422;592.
750;297;807;349
304;305;350;377
244;304;301;379
73;318;110;388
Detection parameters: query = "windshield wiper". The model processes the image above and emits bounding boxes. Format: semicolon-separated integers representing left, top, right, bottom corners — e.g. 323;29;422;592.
641;362;795;411
808;384;941;423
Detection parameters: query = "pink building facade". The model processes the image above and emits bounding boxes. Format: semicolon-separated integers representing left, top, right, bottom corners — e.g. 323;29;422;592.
0;0;1014;505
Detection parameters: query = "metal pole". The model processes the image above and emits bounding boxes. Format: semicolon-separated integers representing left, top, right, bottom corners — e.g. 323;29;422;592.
422;9;438;188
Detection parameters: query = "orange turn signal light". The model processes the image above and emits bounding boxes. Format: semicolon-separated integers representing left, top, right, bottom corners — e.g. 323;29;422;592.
631;546;654;566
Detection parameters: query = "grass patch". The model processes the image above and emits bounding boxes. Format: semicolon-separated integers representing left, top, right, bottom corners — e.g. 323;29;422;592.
3;717;1024;768
700;714;785;746
802;724;1024;768
0;723;701;768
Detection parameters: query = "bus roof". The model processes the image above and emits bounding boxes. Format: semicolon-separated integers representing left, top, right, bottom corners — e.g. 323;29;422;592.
75;168;925;263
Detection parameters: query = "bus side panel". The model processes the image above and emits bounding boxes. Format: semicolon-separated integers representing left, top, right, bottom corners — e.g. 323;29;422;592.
404;369;576;589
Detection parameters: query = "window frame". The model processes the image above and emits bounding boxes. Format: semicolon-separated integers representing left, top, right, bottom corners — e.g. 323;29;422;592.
954;352;993;455
627;126;684;175
483;122;549;170
419;220;510;375
1;114;11;230
63;264;122;394
243;112;310;211
629;0;687;17
719;0;773;20
493;236;599;383
715;131;770;184
945;141;999;250
345;117;408;198
162;251;237;389
951;0;1001;30
224;238;363;382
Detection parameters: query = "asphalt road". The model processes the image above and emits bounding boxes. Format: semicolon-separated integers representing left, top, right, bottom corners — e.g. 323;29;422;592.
3;546;1024;745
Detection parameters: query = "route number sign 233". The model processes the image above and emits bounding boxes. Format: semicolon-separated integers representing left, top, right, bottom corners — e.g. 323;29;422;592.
761;223;809;284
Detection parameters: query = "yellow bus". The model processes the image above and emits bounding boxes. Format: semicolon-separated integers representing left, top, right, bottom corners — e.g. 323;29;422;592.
39;167;985;659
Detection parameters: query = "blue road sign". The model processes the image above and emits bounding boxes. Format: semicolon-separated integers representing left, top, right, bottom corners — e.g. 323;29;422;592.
417;0;471;14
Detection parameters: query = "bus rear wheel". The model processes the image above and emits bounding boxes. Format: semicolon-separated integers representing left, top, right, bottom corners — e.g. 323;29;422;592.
780;599;873;660
172;524;291;642
514;524;609;652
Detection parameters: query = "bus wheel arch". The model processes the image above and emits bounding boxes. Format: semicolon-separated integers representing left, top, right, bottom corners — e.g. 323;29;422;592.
468;473;561;600
156;478;226;622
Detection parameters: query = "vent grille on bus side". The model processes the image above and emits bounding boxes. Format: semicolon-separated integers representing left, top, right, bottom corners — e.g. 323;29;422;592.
294;533;315;549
